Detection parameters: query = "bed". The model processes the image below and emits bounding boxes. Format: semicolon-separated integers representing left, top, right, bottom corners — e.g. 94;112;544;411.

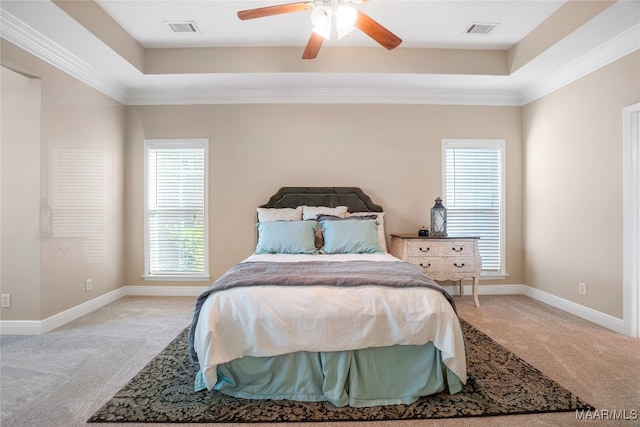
189;187;467;408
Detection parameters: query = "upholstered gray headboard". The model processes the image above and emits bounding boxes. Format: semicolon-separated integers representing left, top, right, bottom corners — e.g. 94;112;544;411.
260;187;383;213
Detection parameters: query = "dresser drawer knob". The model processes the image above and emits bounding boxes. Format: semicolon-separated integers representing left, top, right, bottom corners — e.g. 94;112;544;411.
419;247;430;253
452;247;463;252
454;263;465;268
419;262;431;268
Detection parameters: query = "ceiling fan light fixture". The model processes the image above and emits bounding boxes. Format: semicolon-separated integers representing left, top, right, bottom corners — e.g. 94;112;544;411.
236;0;401;59
312;25;332;40
335;4;357;39
311;5;332;39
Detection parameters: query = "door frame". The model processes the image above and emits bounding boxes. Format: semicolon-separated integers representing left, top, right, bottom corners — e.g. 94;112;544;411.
623;102;640;338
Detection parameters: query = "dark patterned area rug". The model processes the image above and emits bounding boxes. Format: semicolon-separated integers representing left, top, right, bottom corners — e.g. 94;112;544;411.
88;319;592;423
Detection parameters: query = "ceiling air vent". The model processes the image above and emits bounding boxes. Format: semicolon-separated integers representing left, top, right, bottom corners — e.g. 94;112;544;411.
465;22;498;35
166;21;200;33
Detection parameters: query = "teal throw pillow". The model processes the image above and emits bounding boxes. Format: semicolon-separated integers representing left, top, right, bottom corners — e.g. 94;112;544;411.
255;221;319;254
321;219;383;254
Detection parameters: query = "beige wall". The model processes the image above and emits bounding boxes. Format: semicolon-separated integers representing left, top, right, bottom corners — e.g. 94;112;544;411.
125;104;524;286
0;40;126;320
1;67;42;321
523;51;640;318
4;36;636;324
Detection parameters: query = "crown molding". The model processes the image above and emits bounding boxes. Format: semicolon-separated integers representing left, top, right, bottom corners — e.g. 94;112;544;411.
520;23;640;105
2;6;637;107
0;10;128;104
0;6;522;106
127;86;522;106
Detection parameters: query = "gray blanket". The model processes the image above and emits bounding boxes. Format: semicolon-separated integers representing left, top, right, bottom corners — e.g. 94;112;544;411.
189;260;456;362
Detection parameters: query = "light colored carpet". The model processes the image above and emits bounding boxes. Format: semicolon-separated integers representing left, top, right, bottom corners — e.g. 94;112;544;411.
1;294;638;427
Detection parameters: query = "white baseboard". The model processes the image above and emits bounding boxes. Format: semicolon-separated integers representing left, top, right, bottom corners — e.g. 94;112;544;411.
126;285;208;297
445;283;625;335
0;283;626;336
41;287;128;334
442;283;524;296
0;320;43;336
521;286;625;334
0;285;207;336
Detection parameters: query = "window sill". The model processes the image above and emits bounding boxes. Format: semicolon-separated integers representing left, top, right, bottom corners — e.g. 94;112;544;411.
141;274;211;282
480;272;509;280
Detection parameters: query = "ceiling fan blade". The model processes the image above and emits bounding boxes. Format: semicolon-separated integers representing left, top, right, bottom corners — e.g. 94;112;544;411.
354;10;402;50
302;32;324;59
237;2;313;20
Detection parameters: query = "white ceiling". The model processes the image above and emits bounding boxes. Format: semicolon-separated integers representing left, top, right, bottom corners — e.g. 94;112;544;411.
94;0;564;49
1;0;639;106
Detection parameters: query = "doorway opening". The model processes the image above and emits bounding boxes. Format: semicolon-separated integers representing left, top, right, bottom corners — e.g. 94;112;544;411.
623;102;640;337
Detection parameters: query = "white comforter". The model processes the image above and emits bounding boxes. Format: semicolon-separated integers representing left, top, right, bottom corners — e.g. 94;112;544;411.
193;253;467;390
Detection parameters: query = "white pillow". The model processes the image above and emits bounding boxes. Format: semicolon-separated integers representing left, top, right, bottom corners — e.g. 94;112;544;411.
302;205;348;220
348;211;387;252
257;206;302;222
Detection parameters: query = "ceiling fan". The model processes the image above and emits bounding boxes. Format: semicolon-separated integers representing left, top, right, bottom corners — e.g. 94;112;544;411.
237;0;402;60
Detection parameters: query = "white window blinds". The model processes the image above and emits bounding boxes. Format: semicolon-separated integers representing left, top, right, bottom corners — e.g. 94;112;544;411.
50;148;107;263
145;139;209;278
443;140;505;274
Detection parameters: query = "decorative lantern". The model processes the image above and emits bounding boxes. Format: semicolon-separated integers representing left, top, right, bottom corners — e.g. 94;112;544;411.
430;197;447;237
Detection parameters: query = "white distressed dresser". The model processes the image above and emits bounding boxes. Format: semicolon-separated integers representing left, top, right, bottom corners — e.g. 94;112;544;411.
389;234;482;307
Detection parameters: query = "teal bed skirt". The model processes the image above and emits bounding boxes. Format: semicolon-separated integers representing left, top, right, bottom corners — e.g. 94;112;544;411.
195;342;463;407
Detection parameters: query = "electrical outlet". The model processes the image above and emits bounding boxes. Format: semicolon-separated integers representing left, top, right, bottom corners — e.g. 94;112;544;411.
1;294;11;308
85;279;93;292
579;282;587;296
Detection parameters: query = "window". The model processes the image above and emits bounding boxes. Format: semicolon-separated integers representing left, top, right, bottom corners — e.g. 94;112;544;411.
144;139;209;280
50;145;107;263
442;139;505;276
